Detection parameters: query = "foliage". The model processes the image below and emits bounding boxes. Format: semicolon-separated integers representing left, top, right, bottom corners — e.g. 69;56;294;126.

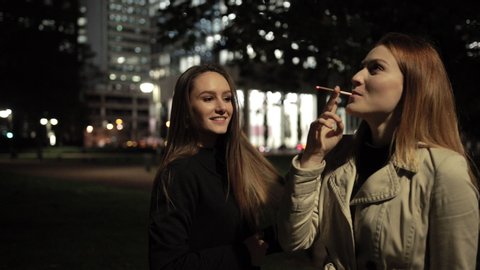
0;0;87;145
154;0;480;136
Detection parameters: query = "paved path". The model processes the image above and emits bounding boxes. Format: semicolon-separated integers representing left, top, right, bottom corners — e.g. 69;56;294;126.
0;159;157;190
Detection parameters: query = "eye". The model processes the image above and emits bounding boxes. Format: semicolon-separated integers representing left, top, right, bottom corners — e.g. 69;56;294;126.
201;96;214;102
367;62;384;74
223;95;232;102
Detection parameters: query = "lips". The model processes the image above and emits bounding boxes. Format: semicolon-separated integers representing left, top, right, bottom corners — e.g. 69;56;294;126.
210;116;228;121
351;90;363;96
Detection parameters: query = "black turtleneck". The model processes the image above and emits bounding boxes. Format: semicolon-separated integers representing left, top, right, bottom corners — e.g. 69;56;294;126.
353;141;391;198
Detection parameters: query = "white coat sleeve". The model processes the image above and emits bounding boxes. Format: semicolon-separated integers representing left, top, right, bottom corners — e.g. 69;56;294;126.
428;153;479;269
277;154;326;252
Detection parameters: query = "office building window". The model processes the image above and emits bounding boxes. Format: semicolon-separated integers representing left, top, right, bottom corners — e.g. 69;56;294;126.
179;55;200;72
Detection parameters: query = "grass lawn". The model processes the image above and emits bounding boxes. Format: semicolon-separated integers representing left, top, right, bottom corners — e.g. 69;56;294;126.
0;154;316;270
0;171;150;270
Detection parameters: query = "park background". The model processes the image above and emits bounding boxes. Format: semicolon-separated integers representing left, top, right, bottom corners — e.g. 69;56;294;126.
1;0;480;269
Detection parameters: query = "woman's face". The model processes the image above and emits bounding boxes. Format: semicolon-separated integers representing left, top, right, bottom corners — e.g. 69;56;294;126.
190;71;233;147
346;45;404;124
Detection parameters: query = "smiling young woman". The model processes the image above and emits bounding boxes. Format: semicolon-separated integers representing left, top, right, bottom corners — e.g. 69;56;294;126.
148;64;283;270
189;71;234;147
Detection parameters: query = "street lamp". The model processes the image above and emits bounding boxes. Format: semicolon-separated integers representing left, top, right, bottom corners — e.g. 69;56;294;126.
40;118;58;146
0;108;15;158
140;82;161;140
0;109;13;139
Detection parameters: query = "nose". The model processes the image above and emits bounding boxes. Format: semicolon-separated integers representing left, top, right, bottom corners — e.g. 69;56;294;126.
351;68;365;88
215;99;226;114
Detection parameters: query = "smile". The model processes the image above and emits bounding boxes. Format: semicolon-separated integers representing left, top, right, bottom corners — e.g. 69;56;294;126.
210;116;228;121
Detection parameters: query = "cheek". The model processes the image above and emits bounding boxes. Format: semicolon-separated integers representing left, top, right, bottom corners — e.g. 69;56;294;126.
190;106;207;127
371;76;403;103
386;80;403;105
227;103;234;115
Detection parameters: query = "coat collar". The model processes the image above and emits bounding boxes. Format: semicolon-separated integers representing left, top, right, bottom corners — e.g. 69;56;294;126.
350;162;401;205
327;157;411;207
327;141;429;208
390;141;430;172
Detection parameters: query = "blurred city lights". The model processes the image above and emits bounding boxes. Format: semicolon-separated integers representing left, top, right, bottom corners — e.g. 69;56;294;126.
140;82;154;93
40;118;59;146
0;109;12;118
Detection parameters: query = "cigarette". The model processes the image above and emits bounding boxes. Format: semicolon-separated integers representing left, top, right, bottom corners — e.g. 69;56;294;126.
315;85;352;96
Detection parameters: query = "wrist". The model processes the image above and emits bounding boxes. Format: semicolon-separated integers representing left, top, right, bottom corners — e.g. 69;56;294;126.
300;152;325;168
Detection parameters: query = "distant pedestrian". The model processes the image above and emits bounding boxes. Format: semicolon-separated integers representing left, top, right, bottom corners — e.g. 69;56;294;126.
278;32;479;269
148;64;283;270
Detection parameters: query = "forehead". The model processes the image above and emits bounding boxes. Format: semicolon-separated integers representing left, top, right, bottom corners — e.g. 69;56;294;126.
364;45;397;64
192;71;230;92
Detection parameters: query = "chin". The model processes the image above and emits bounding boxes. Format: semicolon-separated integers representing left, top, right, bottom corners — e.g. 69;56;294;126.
210;128;229;135
345;104;356;115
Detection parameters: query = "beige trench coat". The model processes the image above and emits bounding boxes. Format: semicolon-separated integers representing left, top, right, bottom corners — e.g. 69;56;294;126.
278;140;479;269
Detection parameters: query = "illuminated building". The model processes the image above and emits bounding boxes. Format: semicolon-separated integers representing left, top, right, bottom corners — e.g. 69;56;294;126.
80;0;153;147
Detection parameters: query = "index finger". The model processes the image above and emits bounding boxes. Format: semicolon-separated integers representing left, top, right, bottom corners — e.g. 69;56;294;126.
324;86;341;113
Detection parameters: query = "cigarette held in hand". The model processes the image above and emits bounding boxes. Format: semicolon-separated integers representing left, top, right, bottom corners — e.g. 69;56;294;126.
315;85;352;96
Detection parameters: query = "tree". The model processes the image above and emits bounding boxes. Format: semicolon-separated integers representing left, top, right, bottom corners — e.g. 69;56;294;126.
154;0;480;136
0;0;87;146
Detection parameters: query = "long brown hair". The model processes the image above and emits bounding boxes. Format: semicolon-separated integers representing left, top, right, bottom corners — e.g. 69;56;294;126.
157;63;282;227
356;32;477;187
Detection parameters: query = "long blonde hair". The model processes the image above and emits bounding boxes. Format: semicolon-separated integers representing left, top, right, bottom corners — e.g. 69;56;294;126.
359;32;477;187
156;63;282;227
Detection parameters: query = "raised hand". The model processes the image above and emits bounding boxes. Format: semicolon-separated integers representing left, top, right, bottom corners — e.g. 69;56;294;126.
300;86;344;168
243;233;269;266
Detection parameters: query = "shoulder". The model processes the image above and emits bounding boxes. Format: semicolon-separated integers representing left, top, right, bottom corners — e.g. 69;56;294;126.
155;155;201;189
169;156;196;173
419;147;477;198
426;147;465;163
419;147;479;221
423;147;469;175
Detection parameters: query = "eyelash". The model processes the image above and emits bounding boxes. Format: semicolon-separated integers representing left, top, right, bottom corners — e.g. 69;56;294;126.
367;63;383;74
202;96;232;102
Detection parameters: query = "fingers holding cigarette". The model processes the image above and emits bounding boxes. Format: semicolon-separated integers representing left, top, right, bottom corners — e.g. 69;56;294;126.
324;86;341;113
321;86;344;134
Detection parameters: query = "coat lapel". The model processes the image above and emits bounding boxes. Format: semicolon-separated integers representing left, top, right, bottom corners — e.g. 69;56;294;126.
350;163;401;205
327;159;357;220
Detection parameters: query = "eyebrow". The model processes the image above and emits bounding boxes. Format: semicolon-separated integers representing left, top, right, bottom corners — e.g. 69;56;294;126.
198;89;231;94
361;58;389;67
195;89;232;97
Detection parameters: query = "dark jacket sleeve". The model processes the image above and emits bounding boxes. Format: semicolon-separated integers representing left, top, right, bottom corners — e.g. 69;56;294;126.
148;163;252;270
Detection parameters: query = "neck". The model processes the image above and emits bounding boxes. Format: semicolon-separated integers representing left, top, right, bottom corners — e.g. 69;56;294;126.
365;114;397;147
197;134;218;148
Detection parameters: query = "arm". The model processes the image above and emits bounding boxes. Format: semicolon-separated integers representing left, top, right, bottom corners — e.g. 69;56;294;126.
277;155;325;251
277;87;344;252
428;152;479;269
148;166;251;270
